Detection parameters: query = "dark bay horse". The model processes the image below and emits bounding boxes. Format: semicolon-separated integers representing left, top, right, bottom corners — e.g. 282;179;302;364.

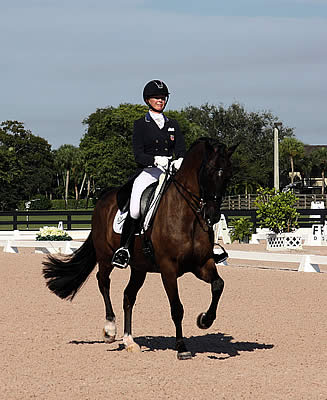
43;137;237;360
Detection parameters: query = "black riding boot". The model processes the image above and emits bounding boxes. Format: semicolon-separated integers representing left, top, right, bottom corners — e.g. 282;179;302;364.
111;214;138;269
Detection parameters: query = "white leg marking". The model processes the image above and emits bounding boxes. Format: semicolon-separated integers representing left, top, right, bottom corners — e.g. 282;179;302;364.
103;319;116;343
123;334;141;353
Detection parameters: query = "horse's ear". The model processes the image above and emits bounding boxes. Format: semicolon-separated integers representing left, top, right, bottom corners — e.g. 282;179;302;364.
227;143;240;158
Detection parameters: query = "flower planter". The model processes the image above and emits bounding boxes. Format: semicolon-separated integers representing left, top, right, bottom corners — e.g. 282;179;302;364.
36;226;72;241
239;235;250;244
266;232;303;251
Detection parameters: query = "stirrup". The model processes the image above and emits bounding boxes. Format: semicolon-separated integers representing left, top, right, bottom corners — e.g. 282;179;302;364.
214;251;228;264
111;247;130;269
214;243;228;264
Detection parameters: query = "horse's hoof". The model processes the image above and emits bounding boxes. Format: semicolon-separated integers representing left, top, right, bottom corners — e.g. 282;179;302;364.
177;351;192;360
197;312;208;329
103;329;116;343
104;335;116;343
125;343;141;353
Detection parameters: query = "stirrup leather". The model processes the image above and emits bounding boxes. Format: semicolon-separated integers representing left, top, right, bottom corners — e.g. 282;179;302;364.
112;247;130;269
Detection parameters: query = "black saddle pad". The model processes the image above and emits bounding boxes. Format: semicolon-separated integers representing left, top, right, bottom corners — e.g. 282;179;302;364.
116;175;138;212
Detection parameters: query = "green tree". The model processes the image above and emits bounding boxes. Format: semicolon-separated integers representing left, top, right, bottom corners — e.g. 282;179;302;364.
0;120;54;210
54;144;81;207
310;147;327;195
183;103;294;193
296;155;313;188
280;137;304;184
80;104;202;193
254;187;299;233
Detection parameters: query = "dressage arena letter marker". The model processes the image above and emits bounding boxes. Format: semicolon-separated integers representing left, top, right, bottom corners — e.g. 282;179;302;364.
308;224;323;246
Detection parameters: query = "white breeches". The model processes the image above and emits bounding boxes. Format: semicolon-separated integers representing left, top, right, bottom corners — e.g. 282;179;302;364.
130;167;162;220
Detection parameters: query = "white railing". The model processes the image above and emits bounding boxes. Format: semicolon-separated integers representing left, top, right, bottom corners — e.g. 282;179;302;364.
0;229;89;254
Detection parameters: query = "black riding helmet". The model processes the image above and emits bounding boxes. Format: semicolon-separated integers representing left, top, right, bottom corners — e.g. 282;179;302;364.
143;80;170;111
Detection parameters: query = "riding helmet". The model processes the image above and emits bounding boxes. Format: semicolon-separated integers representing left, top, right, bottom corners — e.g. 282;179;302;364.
143;80;170;103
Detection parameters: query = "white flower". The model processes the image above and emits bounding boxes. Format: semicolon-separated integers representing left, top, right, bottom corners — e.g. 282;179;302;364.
36;226;71;240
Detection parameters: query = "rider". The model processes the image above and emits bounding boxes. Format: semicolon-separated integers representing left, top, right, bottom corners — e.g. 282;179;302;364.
111;79;186;269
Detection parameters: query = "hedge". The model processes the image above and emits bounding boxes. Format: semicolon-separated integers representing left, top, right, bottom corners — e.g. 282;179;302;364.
17;197;95;210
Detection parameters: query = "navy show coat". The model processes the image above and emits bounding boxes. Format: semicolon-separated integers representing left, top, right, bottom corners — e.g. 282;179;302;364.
132;112;186;168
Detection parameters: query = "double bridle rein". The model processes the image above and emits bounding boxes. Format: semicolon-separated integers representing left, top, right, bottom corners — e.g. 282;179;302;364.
170;165;224;230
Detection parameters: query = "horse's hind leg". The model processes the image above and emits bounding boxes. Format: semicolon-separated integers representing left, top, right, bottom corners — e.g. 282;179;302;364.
96;263;116;343
123;268;146;353
161;269;192;360
194;259;224;330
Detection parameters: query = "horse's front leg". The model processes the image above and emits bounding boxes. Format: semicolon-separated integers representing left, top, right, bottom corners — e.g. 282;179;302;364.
123;268;146;353
194;259;224;329
161;269;192;360
96;263;116;343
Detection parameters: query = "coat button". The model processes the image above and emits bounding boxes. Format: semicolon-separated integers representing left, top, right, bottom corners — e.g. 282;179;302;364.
165;140;168;143
155;139;159;143
155;148;158;152
164;148;168;151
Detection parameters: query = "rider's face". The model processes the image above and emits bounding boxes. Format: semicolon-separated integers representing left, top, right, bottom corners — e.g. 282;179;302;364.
147;96;166;113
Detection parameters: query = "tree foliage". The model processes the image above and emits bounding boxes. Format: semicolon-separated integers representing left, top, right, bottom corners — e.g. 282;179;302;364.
182;103;294;193
279;137;304;184
0;102;301;209
53;144;82;207
254;187;300;233
0;121;54;210
310;147;327;194
80;104;204;192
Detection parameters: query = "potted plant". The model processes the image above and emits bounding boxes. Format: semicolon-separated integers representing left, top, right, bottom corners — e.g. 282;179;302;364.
254;187;301;249
230;217;254;244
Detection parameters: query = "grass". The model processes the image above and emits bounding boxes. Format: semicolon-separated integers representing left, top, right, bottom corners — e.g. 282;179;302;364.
0;210;93;231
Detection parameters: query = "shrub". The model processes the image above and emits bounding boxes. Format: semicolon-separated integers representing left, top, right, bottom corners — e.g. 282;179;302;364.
254;187;299;234
51;199;94;209
230;217;254;243
31;196;52;210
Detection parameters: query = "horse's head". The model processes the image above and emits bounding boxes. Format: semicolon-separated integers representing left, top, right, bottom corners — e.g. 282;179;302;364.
198;139;237;227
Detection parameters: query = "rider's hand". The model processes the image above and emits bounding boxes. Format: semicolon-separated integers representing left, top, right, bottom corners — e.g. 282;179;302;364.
154;156;171;171
170;158;183;172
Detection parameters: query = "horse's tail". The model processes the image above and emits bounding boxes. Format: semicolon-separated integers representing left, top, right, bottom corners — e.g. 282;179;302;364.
42;233;97;301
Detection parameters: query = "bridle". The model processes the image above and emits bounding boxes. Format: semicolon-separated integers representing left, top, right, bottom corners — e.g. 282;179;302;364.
170;163;225;230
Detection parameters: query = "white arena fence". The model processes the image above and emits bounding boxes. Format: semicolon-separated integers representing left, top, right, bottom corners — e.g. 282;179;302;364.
0;228;326;273
215;249;325;273
0;229;90;254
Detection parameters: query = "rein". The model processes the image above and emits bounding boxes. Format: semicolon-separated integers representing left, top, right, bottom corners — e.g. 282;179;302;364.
168;147;226;230
171;176;210;231
170;172;222;231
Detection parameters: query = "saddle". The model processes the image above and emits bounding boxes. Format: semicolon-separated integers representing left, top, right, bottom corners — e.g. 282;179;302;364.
114;172;169;234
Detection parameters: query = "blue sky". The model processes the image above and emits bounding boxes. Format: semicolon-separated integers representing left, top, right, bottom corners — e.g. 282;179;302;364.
1;0;326;149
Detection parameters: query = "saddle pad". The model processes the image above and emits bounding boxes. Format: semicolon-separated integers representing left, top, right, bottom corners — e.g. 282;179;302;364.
113;173;166;234
113;210;129;234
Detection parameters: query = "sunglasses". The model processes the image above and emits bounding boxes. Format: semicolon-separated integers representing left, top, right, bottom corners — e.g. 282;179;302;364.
150;96;167;101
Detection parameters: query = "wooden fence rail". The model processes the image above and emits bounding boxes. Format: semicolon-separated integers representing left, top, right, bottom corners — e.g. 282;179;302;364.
221;194;327;210
1;209;327;231
222;209;327;230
